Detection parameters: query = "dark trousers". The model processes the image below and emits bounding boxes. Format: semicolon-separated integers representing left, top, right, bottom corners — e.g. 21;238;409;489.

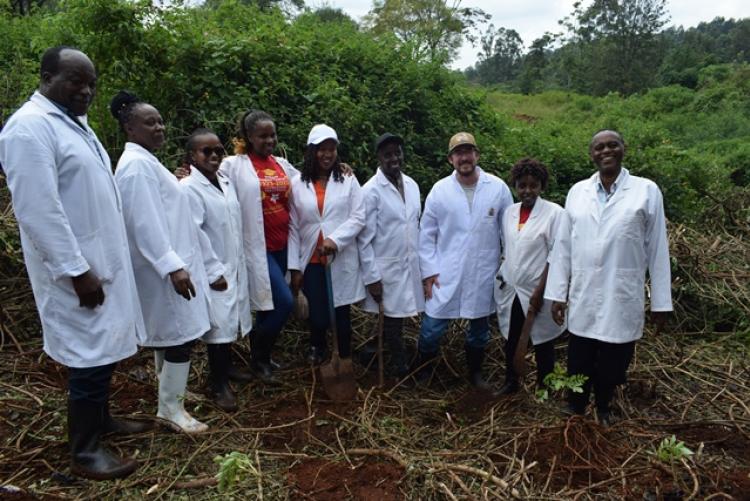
163;340;195;364
505;296;555;385
253;249;293;362
567;333;635;413
68;363;116;403
303;263;352;358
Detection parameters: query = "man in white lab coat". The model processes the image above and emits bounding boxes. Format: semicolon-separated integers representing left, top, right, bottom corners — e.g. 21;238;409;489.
358;133;424;377
417;132;513;389
0;47;146;479
545;129;672;425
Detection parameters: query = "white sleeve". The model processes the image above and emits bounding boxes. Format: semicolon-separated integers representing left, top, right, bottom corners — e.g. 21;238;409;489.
287;183;302;271
117;165;186;278
185;185;225;283
543;198;572;303
418;187;440;279
328;178;366;251
645;185;673;311
357;186;382;286
1;128;89;280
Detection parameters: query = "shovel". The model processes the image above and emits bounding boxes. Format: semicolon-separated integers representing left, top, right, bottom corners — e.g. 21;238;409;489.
377;302;385;388
512;307;536;377
320;260;357;401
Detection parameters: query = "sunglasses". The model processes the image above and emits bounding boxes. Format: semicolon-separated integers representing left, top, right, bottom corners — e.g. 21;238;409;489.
199;146;226;157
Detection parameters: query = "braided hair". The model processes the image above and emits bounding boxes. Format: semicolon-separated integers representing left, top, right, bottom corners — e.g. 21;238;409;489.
510;157;549;190
233;109;274;154
109;90;142;130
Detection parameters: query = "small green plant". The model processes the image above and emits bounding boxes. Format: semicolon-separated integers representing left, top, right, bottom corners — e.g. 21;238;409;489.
535;363;588;402
650;435;694;463
214;451;256;493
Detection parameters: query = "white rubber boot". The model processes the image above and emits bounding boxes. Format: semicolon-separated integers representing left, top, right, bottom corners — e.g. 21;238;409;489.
157;361;208;434
154;350;165;378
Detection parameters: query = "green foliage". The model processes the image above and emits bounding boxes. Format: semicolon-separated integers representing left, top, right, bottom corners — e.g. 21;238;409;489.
650;435;694;463
535;364;588;402
213;451;256;492
0;0;500;190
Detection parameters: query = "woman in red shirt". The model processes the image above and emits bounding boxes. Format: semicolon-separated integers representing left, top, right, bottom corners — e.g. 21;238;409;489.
219;111;298;383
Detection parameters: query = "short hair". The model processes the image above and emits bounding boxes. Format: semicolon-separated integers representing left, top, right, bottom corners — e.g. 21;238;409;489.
183;127;218;166
40;45;79;77
109;90;143;129
510;157;549;190
234;110;274;154
589;129;624;150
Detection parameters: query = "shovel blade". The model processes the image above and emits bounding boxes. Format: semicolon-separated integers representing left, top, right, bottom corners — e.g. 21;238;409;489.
320;354;357;401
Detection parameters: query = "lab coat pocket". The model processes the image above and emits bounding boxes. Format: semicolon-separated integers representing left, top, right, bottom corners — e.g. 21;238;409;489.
76;229;114;283
615;270;645;330
479;216;500;251
620;211;645;241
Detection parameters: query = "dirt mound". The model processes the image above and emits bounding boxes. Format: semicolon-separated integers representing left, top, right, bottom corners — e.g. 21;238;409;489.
288;458;404;500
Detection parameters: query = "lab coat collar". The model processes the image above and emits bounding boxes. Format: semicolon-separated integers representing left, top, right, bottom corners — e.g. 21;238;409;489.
125;141;160;162
30;91;91;129
509;197;545;222
189;165;228;189
376;167;403;190
451;165;490;187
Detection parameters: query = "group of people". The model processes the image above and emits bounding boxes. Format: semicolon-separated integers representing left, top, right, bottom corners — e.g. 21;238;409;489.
0;46;673;481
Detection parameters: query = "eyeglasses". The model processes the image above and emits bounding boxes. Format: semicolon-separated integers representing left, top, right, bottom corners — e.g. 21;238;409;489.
200;146;226;157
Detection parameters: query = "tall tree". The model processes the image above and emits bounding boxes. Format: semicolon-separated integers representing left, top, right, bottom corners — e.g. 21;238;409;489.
470;25;523;85
560;0;670;94
364;0;489;63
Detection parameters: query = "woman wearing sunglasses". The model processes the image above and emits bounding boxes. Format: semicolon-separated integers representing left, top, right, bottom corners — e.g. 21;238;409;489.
180;129;252;412
110;91;217;433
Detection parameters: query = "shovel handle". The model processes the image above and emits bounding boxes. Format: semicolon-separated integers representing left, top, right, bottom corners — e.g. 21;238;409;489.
377;302;384;387
324;261;340;357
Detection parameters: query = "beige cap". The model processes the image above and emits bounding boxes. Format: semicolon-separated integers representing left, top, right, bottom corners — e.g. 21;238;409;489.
448;132;477;154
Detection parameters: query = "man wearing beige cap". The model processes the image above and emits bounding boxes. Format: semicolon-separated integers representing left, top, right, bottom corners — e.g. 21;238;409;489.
416;132;512;390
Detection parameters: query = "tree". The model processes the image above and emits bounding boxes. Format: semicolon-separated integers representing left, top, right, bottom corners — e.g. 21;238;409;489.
2;0;54;16
559;0;670;94
517;34;554;94
470;25;523;85
364;0;489;64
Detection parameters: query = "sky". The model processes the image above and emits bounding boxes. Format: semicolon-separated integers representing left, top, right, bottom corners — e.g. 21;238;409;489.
307;0;749;69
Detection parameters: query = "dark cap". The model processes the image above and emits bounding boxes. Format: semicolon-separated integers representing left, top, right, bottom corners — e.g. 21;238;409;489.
374;132;404;153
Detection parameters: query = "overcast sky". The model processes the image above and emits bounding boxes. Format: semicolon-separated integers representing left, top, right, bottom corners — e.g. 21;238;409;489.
308;0;749;69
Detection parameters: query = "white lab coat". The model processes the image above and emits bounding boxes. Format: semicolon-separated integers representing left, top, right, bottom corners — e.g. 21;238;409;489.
115;142;212;347
219;154;298;311
181;169;252;343
495;198;566;344
419;168;513;319
358;168;424;317
0;92;144;368
288;174;366;307
544;168;673;343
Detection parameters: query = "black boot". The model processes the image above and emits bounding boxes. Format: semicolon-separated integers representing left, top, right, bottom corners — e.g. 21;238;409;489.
384;317;409;378
69;399;137;480
356;340;378;369
249;330;279;384
207;344;238;412
465;345;494;392
413;350;438;384
102;400;152;435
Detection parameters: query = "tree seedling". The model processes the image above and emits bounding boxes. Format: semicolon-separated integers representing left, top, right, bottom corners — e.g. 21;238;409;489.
535;363;588;402
650;435;694;463
214;451;257;492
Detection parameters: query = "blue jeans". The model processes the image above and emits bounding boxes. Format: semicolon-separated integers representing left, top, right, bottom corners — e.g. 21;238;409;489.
251;249;293;363
255;249;294;337
418;314;490;354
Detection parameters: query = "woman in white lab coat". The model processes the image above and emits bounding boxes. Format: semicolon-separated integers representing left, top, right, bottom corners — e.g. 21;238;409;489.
218;110;297;384
495;158;565;394
111;91;216;433
358;133;423;377
180;128;252;412
289;124;366;365
545;129;672;425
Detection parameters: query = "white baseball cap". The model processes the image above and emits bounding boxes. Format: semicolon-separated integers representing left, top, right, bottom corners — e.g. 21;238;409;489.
307;124;339;146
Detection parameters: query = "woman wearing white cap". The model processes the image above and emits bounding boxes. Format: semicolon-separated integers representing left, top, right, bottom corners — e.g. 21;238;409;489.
288;124;366;364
